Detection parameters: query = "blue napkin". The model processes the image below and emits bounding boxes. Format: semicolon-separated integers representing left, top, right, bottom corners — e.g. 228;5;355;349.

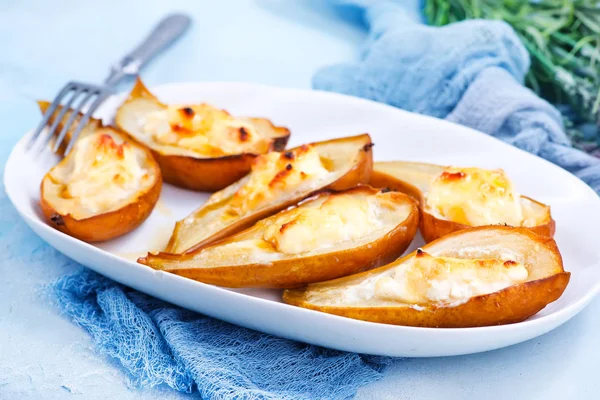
314;0;600;192
55;270;388;399
50;0;600;399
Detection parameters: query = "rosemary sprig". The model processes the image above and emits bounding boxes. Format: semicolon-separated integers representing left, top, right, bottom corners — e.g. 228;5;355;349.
424;0;600;148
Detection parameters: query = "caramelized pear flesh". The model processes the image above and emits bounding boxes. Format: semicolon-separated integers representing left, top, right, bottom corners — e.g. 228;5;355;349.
284;226;569;328
115;78;291;191
140;186;419;288
166;133;374;254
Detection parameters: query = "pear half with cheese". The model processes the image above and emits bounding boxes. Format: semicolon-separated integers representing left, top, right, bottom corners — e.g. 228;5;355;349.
139;186;419;288
283;226;570;327
370;161;555;243
165;133;374;254
39;103;162;242
115;78;290;191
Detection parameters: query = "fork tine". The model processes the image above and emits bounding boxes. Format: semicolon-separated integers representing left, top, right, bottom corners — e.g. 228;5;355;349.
51;89;97;153
37;88;87;154
26;82;76;150
63;91;109;156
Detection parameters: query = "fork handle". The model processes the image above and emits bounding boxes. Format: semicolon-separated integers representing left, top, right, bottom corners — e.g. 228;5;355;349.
104;13;192;86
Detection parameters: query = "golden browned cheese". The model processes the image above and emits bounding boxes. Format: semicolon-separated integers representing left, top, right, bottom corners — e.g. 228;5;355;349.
142;104;271;157
426;167;524;226
227;145;329;216
262;190;382;255
44;130;156;220
369;161;555;242
370;250;528;305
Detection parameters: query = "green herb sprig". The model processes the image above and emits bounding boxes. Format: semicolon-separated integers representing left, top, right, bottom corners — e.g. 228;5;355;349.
424;0;600;145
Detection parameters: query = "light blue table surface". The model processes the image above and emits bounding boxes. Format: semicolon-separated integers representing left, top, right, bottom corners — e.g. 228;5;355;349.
1;1;598;399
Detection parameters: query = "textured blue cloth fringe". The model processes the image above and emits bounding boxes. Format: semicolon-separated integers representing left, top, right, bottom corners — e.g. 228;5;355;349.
54;270;390;399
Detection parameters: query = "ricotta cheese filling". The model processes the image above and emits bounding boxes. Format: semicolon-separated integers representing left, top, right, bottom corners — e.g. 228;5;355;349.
142;104;269;156
371;250;528;305
48;132;151;218
425;167;524;226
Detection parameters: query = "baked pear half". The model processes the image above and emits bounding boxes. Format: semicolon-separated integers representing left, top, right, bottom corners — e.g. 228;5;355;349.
115;78;291;191
165;133;374;254
39;102;162;242
283;226;570;328
370;161;555;243
139;186;419;288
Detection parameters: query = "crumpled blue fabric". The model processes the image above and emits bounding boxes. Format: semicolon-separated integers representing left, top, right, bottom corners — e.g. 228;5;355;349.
50;1;600;399
314;0;600;193
54;269;390;399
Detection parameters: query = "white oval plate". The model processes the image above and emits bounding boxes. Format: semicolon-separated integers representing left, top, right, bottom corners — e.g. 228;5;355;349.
6;82;600;357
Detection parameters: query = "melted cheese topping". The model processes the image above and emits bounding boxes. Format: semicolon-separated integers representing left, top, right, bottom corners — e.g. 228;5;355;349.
262;192;382;254
227;145;330;216
372;250;528;305
46;131;153;219
425;167;524;226
184;190;401;265
142;104;270;157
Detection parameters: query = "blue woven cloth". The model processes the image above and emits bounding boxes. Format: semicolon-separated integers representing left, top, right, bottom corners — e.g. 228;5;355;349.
54;270;389;399
49;0;600;399
314;0;600;192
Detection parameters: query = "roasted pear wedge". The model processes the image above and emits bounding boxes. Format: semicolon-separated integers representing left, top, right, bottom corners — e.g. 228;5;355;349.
370;161;555;243
284;226;570;328
39;102;162;242
165;133;374;254
115;78;291;191
139;186;419;288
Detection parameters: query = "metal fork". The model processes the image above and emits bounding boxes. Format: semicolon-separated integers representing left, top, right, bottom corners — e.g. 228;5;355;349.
27;13;192;155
